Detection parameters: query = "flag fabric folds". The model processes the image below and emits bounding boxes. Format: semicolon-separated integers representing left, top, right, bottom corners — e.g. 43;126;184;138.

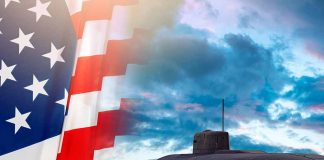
0;0;142;160
0;0;76;159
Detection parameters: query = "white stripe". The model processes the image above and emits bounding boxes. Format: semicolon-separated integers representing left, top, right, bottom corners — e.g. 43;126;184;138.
64;0;84;15
71;5;137;76
94;147;115;160
77;5;137;57
65;91;99;131
64;76;125;131
0;135;61;160
99;76;125;111
77;20;110;57
109;5;137;40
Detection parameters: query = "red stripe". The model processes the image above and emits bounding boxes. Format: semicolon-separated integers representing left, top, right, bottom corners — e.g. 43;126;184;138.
59;2;147;157
69;30;149;95
71;0;138;39
57;107;132;160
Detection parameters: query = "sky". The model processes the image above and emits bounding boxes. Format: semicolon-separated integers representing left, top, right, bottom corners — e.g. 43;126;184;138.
104;0;324;159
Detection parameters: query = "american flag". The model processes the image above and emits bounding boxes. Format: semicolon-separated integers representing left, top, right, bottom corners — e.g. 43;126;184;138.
0;0;143;159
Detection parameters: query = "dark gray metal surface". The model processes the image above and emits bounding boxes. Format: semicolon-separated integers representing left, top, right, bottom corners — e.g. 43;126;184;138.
159;152;324;160
193;131;230;154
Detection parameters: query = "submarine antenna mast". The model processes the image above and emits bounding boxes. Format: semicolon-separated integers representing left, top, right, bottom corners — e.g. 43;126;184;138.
222;98;225;132
192;98;230;154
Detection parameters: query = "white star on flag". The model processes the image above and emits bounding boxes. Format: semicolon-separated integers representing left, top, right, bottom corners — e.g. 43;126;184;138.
0;60;16;86
10;28;34;54
6;107;31;134
24;75;48;101
56;89;68;107
28;0;52;22
42;43;65;68
4;0;20;8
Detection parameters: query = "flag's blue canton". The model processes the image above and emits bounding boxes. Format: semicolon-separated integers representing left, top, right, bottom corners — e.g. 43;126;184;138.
0;0;76;155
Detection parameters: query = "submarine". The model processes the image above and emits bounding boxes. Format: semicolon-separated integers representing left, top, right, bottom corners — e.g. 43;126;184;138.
158;99;324;160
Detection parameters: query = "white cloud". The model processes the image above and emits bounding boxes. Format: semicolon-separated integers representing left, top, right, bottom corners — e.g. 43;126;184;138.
280;84;294;95
267;98;311;121
229;120;324;154
280;42;324;78
94;136;191;160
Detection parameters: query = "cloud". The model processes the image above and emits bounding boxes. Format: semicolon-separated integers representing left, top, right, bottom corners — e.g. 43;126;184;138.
238;8;261;29
267;98;311;121
175;103;204;112
254;76;324;135
231;135;316;154
309;104;324;114
94;136;192;160
126;28;288;101
122;28;300;155
285;76;324;106
118;0;324;157
178;0;324;78
305;41;324;61
229;120;324;154
179;0;219;32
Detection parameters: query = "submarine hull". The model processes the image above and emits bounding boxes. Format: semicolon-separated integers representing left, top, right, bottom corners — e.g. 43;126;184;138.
159;152;324;160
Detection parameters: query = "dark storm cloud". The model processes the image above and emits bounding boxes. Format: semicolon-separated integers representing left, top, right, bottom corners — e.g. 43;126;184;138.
127;29;225;93
124;25;292;153
128;26;288;100
280;76;324;133
285;76;324;106
122;0;324;156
